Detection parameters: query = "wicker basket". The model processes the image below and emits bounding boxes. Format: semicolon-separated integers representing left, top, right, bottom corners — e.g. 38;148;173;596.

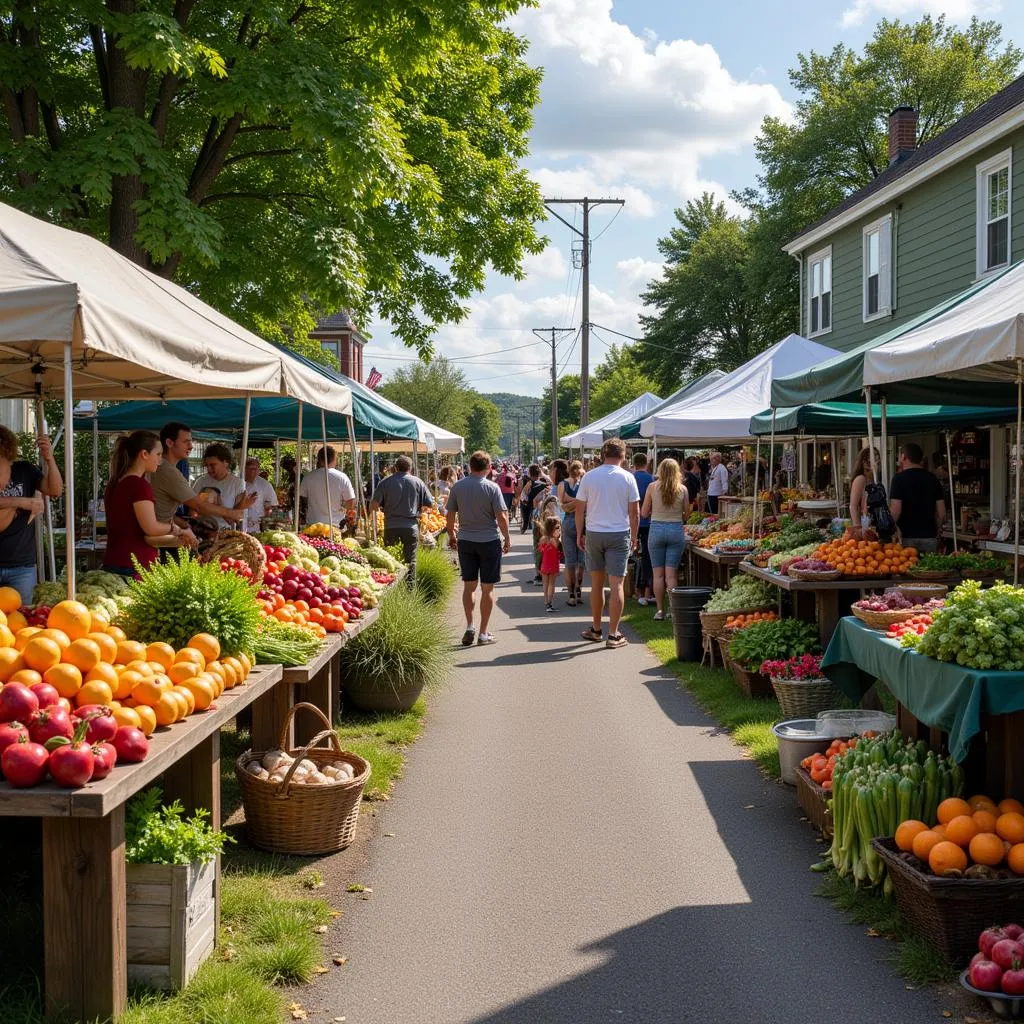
786;567;842;582
730;660;773;698
699;607;772;635
873;838;1024;963
794;766;833;838
717;633;733;671
851;605;922;630
963;568;1003;581
770;676;842;718
236;703;370;856
892;583;948;603
204;530;267;580
909;567;959;581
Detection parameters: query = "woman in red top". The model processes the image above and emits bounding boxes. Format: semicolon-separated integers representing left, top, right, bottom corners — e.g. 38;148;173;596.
103;431;193;576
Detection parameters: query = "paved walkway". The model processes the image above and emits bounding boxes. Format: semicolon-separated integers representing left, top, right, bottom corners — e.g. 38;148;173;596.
319;532;944;1023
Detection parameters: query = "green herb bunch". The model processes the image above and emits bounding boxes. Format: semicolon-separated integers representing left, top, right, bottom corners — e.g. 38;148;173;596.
126;788;234;866
252;619;324;667
728;618;820;669
119;550;261;655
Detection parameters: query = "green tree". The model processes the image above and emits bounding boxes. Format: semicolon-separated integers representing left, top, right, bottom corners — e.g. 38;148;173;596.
0;1;545;356
464;398;501;454
541;374;580;449
588;343;659;419
380;357;474;435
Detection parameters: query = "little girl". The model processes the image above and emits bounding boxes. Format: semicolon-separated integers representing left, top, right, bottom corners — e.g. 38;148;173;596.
538;515;562;613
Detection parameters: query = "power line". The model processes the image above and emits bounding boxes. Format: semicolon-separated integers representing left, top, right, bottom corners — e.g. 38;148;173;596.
591;204;624;242
589;322;684;356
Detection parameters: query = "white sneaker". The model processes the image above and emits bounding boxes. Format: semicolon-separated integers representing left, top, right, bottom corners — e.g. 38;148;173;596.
637;597;648;606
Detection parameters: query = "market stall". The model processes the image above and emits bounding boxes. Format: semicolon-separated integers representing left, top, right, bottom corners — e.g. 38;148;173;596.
612;370;726;442
559;391;662;450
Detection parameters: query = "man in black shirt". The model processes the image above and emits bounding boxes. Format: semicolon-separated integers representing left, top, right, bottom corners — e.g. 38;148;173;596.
889;443;945;553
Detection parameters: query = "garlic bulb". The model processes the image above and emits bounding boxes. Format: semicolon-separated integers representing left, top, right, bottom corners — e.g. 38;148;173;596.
262;750;292;772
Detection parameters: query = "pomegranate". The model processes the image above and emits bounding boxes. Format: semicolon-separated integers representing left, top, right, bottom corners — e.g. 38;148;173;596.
27;706;73;746
29;682;60;709
89;741;117;780
0;721;28;764
991;939;1024;970
47;719;95;788
1;736;48;787
74;706;117;744
1004;960;1024;996
980;927;1007;957
112;726;148;763
0;682;39;724
1005;924;1024;941
970;958;1004;992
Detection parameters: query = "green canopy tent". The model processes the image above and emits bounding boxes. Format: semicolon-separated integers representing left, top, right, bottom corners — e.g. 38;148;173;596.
749;402;1020;436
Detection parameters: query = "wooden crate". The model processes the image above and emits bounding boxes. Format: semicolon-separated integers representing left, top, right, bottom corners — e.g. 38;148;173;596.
126;859;217;990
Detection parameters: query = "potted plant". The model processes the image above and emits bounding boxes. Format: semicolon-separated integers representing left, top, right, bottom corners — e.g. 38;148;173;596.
339;586;451;712
125;788;234;991
727;619;820;699
760;653;840;718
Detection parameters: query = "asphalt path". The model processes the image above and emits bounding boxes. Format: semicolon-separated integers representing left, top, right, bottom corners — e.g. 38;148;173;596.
316;531;946;1023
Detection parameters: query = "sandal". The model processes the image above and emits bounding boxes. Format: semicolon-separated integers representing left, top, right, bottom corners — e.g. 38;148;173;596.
566;596;578;607
605;633;628;649
580;627;603;643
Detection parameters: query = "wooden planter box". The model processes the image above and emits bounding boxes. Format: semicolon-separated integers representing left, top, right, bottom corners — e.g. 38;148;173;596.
126;859;217;991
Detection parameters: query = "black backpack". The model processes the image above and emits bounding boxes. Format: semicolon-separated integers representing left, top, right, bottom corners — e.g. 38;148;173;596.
865;481;896;542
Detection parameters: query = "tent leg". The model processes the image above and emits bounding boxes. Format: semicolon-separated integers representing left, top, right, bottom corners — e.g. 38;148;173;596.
294;402;303;532
880;396;889;488
320;410;333;532
831;440;839;522
63;343;76;597
945;432;958;553
753;437;761;536
91;414;99;553
1016;366;1022;587
240;396;251;482
864;387;877;485
768;409;777;514
34;399;55;582
274;440;281;487
346;416;367;533
413;439;419;478
369;429;377;543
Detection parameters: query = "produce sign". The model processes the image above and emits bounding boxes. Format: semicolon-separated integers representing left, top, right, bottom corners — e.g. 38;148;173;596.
810;537;919;577
703;575;777;613
969;922;1024;995
827;732;962;889
894;795;1024;879
727;618;819;669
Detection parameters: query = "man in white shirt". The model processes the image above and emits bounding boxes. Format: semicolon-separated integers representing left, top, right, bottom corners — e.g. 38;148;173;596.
706;450;729;515
242;457;279;533
574;438;640;649
191;443;256;531
299;445;356;527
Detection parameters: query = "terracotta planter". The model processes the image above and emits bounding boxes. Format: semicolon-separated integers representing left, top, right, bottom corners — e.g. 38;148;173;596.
343;676;425;712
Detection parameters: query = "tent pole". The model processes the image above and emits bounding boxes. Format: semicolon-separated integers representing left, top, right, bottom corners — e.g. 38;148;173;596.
240;396;251;485
413;438;419;478
864;386;877;484
34;398;55;582
753;437;761;536
92;413;99;552
768;410;777;515
880;395;889;489
1015;364;1022;587
294;401;303;532
945;432;958;553
831;439;839;522
62;344;75;598
346;415;367;533
320;409;333;532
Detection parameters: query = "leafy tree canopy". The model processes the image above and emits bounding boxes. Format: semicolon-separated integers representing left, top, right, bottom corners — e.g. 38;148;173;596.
588;343;659;420
0;0;546;355
541;373;579;449
464;398;501;454
379;357;475;436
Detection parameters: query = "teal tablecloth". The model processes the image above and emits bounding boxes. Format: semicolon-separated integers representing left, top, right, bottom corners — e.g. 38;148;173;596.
822;616;1024;762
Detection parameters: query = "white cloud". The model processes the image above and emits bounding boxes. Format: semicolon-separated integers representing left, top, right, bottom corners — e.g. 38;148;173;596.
521;244;568;282
840;0;1001;28
616;256;663;293
533;167;656;218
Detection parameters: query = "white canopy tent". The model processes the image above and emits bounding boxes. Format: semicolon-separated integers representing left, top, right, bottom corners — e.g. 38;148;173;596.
357;417;464;455
560;391;662;449
639;334;836;443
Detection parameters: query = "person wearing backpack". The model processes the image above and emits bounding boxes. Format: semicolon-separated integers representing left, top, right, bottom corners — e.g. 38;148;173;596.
498;463;517;523
889;443;945;553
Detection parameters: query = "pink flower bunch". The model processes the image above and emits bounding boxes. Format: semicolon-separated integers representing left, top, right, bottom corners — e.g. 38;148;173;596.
760;652;825;680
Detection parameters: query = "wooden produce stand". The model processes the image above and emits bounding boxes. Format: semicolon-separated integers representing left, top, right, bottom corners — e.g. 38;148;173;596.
737;562;921;648
0;664;282;1023
689;545;748;590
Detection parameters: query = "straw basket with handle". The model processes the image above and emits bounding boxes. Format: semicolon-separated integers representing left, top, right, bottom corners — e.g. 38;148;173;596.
236;703;370;855
850;605;922;630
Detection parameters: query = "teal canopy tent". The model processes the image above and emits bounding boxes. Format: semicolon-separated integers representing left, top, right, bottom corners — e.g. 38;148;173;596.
749;401;1020;436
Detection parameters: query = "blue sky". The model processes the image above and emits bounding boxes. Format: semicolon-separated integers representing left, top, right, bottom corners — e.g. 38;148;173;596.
365;0;1024;399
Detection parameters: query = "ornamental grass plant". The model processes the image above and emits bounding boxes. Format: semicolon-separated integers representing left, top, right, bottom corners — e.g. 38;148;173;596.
414;546;458;608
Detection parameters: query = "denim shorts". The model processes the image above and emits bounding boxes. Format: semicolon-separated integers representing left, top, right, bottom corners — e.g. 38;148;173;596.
0;564;37;607
647;521;686;570
562;518;580;567
585;530;630;577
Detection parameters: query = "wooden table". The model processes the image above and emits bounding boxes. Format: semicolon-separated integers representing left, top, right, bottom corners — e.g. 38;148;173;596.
0;664;282;1023
688;545;748;590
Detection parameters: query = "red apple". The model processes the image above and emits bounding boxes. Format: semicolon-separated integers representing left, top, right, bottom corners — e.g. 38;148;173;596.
970;958;1004;992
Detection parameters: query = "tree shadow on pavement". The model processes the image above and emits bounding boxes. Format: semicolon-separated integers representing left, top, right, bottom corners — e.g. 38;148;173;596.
462;758;941;1024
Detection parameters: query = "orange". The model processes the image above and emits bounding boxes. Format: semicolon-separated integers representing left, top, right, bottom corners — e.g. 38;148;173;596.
187;633;220;663
220;661;239;689
43;663;83;699
1009;844;1024;876
973;809;999;834
153;692;181;727
9;668;42;688
47;600;92;641
0;624;14;649
968;795;999;811
111;705;142;730
222;657;245;684
944;815;979;848
115;640;147;665
22;636;62;673
182;677;216;711
912;830;946;862
205;660;225;682
171;685;195;716
13;627;40;651
132;676;171;707
168;661;201;684
145;642;175;670
166;688;189;720
124;659;154;677
0;586;22;614
174;647;206;671
62;638;102;674
997;813;1024;845
970;832;1006;867
75;679;114;707
105;625;127;642
86;632;118;664
133;704;156;737
237;653;252;677
35;628;70;650
928;840;968;877
195;671;222;699
1000;798;1024;815
85;662;120;690
112;668;145;701
895;820;929;853
932;823;948;837
5;609;26;633
0;648;24;682
937;797;973;824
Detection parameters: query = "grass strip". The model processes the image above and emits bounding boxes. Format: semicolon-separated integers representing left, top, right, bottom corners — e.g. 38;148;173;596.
334;698;427;799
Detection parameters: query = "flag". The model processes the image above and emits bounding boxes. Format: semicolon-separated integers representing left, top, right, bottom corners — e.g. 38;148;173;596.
366;366;383;390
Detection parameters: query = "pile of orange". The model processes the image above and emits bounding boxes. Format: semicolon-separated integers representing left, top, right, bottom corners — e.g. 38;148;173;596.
894;795;1024;877
724;611;778;629
811;538;919;577
0;600;251;735
260;592;334;636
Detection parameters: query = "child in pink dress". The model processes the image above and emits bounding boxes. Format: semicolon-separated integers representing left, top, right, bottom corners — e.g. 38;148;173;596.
538;515;562;612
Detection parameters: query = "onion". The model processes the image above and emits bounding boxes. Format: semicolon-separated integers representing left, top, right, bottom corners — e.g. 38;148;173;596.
262;750;292;771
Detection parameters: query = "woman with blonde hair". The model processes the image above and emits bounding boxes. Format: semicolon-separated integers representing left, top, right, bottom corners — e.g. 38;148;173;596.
640;458;690;620
849;447;880;534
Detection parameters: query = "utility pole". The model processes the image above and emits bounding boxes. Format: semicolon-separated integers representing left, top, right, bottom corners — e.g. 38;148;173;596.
513;412;521;462
532;326;574;456
543;196;625;427
531;404;538;460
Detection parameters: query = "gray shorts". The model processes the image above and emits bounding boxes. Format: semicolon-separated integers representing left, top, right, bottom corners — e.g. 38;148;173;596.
902;537;939;553
585;530;630;577
562;520;580;567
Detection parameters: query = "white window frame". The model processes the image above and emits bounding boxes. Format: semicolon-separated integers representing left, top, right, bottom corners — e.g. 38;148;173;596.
807;245;832;338
976;147;1012;279
862;213;892;323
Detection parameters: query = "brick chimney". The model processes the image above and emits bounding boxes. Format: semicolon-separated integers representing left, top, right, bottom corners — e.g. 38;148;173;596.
888;106;918;165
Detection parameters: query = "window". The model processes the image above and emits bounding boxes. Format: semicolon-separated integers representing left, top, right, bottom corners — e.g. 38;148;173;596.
807;247;832;337
862;214;892;322
977;148;1012;277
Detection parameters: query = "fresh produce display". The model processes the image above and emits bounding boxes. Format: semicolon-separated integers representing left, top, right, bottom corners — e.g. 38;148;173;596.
910;581;1024;670
243;747;358;785
915;551;1006;574
727;618;819;669
33;570;132;624
251;619;325;666
259;530;321;569
370;570;397;586
702;575;777;613
757;520;825;553
714;538;756;552
799;733;862;790
362;545;404;574
302;537;369;565
724;611;778;629
968;922;1024;996
894;794;1024;879
762;652;826;681
419;508;446;534
767;544;819;572
854;591;920;611
697;520;752;549
810;537;919;577
887;613;935;641
697;530;731;549
218;556;255;582
302;523;346;542
827;732;963;889
203;530;266;580
118;551;261;656
126;786;233;865
786;558;838;575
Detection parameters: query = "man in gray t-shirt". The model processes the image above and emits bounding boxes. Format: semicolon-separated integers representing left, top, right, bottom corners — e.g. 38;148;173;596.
370;456;434;584
446;450;511;647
